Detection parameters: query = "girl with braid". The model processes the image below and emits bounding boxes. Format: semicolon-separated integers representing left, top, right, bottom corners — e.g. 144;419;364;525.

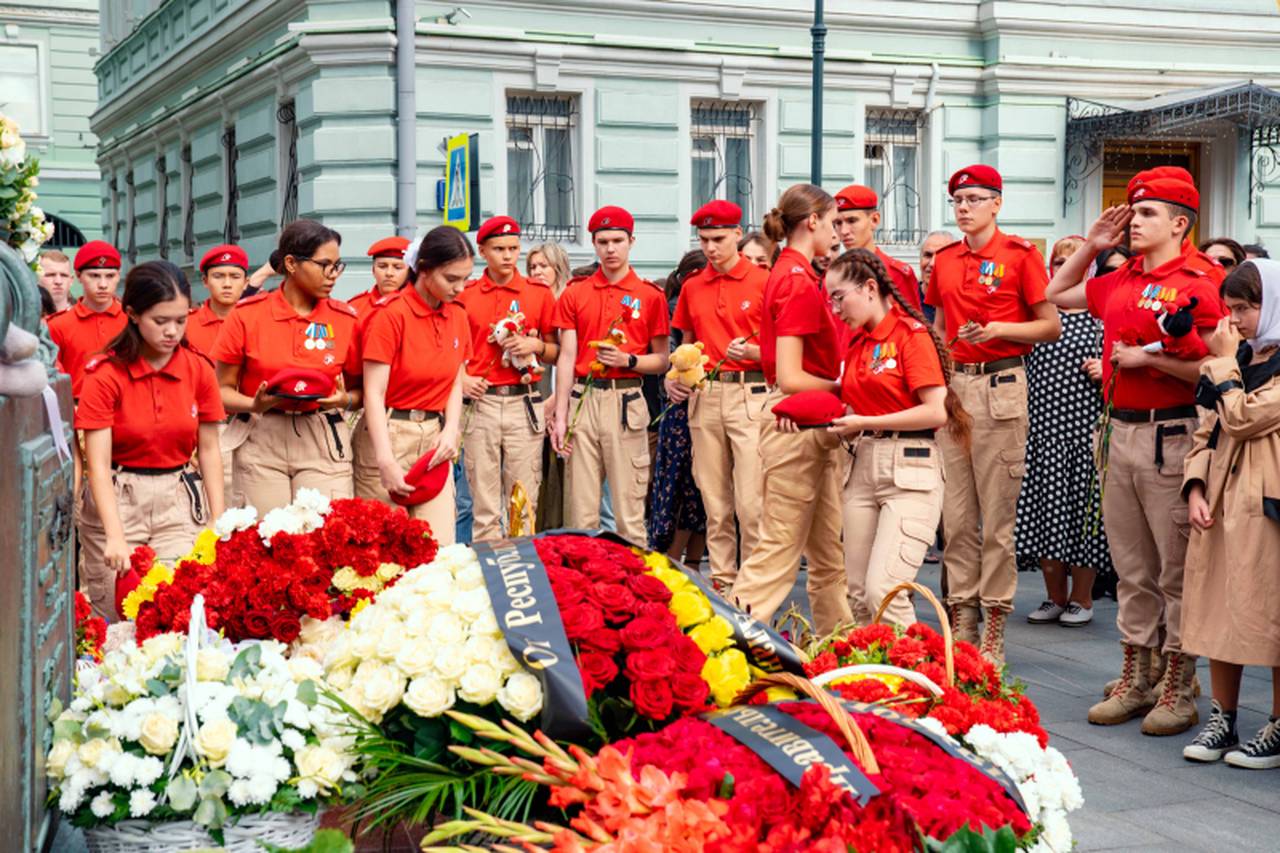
826;249;971;625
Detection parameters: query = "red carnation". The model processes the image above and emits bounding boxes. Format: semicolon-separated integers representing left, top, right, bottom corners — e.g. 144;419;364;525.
630;678;674;720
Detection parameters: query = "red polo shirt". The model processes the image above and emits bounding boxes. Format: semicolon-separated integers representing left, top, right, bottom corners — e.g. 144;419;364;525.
1086;253;1225;410
841;310;945;416
47;299;128;398
761;247;844;386
552;267;670;380
347;286;384;321
456;270;557;385
210;289;360;412
362;284;472;411
75;346;226;467
875;246;924;315
185;301;227;356
672;255;767;370
925;229;1049;364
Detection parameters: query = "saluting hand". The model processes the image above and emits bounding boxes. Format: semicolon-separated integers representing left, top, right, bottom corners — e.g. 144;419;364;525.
1086;205;1134;252
1207;316;1241;359
250;381;284;414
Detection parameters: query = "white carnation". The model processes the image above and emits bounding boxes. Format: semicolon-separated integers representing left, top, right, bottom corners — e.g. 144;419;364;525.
128;788;157;817
90;790;116;818
214;506;258;540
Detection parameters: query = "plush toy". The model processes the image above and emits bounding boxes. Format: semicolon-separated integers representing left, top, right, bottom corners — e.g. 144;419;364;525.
586;327;628;376
666;341;709;389
488;310;544;384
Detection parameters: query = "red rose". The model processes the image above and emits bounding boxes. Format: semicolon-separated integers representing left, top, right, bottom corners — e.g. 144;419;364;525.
637;601;676;625
669;672;710;711
588;583;637;624
620;616;668;651
579;627;622;655
243;610;273;639
270;611;302;643
630;678;674;720
577;651;619;695
627;573;672;604
669;635;707;675
624;649;676;682
580;558;627;585
561;604;604;641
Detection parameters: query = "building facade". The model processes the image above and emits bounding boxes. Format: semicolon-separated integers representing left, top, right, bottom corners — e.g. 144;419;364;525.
92;0;1280;292
4;0;102;249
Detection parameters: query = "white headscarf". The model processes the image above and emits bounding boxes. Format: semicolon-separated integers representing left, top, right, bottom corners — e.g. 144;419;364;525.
1242;258;1280;351
400;225;431;271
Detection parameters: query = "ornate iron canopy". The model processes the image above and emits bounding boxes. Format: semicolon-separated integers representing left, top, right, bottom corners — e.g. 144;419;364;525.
1064;81;1280;216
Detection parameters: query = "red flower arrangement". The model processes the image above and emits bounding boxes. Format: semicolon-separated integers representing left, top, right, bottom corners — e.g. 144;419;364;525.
805;622;1048;746
132;498;437;643
535;535;713;729
74;592;107;662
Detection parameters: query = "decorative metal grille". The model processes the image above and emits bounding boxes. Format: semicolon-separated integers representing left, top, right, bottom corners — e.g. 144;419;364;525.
222;127;239;244
45;214;86;249
865;107;925;246
125;169;137;265
506;94;579;242
181;144;194;261
690;100;758;228
155;154;169;260
278;102;299;228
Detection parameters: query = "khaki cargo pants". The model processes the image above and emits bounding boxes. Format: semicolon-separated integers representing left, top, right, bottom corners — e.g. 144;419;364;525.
227;411;353;514
563;382;650;544
462;390;545;542
353;414;456;546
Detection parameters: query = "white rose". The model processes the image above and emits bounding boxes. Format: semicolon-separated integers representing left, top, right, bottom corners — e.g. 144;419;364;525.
46;740;75;780
351;627;380;661
325;631;357;671
450;587;491;622
427;613;464;647
289;656;324;683
327;664;355;691
423;576;459;611
394;638;435;678
77;739;109;769
453;559;485;591
138;713;179;756
195;718;237;767
293;744;343;794
299;616;341;648
403;608;432;638
432;646;467;683
470;607;500;636
354;661;405;716
462;634;500;665
490;642;522;676
497;672;543;722
141;633;183;665
458;663;501;705
196;648;230;682
375;623;406;662
403;676;455;717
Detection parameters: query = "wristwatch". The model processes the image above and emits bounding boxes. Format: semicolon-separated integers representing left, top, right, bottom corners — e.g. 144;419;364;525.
627;353;638;369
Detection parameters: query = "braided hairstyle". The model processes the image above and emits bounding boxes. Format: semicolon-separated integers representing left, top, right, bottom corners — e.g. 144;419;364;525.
828;248;972;445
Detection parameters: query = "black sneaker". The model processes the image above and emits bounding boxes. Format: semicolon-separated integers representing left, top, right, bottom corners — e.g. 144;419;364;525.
1183;701;1238;762
1225;717;1280;770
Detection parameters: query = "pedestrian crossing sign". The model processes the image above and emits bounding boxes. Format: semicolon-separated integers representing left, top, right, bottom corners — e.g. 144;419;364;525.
443;132;480;233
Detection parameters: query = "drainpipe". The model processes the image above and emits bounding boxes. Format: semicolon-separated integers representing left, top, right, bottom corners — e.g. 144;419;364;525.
395;0;416;237
810;0;826;185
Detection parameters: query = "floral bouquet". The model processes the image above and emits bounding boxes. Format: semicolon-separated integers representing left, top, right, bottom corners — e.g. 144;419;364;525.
47;613;357;850
126;490;437;643
0;111;54;270
75;591;108;663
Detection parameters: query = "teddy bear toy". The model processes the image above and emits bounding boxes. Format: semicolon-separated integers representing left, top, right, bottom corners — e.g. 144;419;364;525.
666;341;709;390
488;311;544;384
586;327;628;376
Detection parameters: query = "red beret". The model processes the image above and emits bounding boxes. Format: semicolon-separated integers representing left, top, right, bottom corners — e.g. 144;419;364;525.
200;244;249;272
589;205;634;235
1128;176;1199;210
949;165;1003;196
115;569;141;618
366;236;410;259
266;368;335;401
74;240;121;272
393;448;449;507
690;200;742;229
835;185;879;211
1127;166;1194;196
771;390;845;428
477;216;521;243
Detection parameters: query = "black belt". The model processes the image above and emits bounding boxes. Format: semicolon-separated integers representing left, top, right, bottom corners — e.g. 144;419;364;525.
955;356;1025;376
255;409;323;417
388;408;444;423
478;384;535;397
112;463;186;476
576;377;642;390
865;429;936;440
711;370;767;383
1111;405;1197;424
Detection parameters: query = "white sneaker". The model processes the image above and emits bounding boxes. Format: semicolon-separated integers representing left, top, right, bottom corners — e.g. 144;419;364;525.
1059;603;1093;627
1027;601;1065;624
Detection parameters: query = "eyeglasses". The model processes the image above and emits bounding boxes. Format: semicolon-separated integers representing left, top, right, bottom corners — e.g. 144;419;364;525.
297;257;347;277
948;194;999;208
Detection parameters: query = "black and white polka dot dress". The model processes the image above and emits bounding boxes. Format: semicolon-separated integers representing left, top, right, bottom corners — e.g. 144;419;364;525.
1015;309;1114;573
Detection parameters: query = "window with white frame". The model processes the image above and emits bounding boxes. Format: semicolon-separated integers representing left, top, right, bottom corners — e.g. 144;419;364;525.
864;108;925;246
0;44;45;136
506;94;578;242
691;100;759;227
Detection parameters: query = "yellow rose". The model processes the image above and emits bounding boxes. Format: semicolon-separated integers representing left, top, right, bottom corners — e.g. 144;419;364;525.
138;713;179;756
640;551;670;572
669;589;712;629
194;718;236;767
689;616;735;654
46;740;75;779
649;566;693;595
195;648;230;682
701;649;750;707
331;567;360;592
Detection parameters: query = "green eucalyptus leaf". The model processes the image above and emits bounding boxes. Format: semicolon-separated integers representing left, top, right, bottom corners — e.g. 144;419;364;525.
146;678;170;697
199;769;232;798
296;679;318;707
165;775;198;812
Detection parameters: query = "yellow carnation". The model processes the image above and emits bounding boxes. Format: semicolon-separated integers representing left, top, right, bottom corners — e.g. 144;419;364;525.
351;598;372;618
186;529;219;564
669;588;712;629
701;648;751;707
689;616;735;655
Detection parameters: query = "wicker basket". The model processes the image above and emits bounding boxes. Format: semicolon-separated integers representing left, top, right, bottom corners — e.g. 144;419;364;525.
84;809;323;853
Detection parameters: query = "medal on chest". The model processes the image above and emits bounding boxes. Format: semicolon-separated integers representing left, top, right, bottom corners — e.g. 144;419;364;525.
869;342;898;375
1138;285;1177;313
303;322;336;351
620;294;641;320
978;261;1005;294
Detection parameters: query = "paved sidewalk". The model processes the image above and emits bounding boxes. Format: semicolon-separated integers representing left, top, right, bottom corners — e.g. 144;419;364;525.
787;560;1280;852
